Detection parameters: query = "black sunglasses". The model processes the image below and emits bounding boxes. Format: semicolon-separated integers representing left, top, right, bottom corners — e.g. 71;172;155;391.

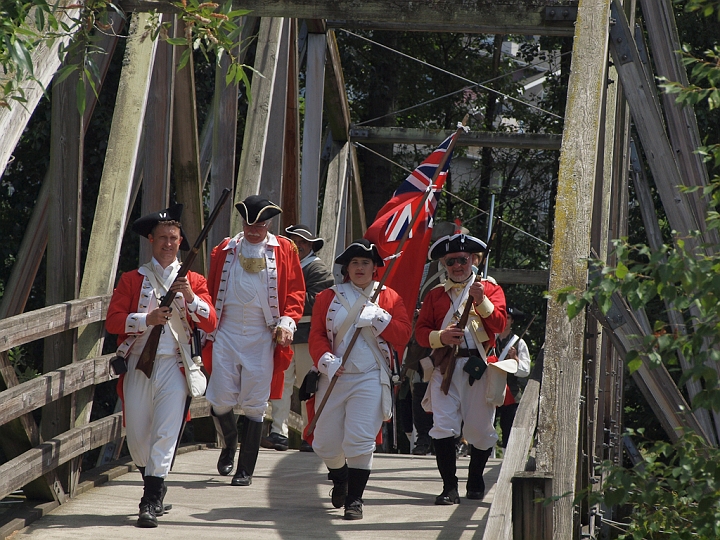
445;256;469;267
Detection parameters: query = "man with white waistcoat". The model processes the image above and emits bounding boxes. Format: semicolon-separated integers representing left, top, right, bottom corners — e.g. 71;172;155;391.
203;195;305;486
106;203;216;528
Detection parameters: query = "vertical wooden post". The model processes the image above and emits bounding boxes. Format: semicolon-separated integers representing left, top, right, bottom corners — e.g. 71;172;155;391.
299;32;326;231
318;142;349;268
281;19;300;230
258;16;290;232
233;17;285;234
512;473;554;540
42;44;84;494
208;17;257;249
535;1;612;538
76;12;158;362
140;14;175;264
172;17;205;273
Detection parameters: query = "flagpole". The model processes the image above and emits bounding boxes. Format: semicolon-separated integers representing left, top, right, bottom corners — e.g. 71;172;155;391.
307;114;469;436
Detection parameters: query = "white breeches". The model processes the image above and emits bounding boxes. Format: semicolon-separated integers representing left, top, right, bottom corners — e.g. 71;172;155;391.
123;353;187;478
269;342;314;435
427;357;498;451
206;321;274;421
312;369;384;463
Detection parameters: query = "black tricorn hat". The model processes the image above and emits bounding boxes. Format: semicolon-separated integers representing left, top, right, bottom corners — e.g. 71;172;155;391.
335;239;384;267
131;203;191;251
285;224;325;252
507;306;526;321
428;233;486;260
235;195;282;225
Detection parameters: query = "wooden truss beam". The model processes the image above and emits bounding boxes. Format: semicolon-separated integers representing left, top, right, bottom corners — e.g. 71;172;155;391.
119;0;577;36
350;127;561;150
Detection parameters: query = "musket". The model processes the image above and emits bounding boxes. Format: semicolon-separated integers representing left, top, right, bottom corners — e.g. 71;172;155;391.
135;188;232;378
305;115;470;436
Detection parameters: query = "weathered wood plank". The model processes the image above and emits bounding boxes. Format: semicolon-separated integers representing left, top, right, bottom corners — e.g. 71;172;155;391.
324;31;351;142
0;355;115;427
0;296;110;353
318;142;349;267
140;16;174;264
233;17;284;233
76;13;158;364
0;1;79;178
483;359;542;540
118;0;577;36
172;17;206;274
535;1;611;538
350;127;562;150
349;144;367;237
208;17;258;248
281;19;300;229
299;32;326;230
0;413;125;502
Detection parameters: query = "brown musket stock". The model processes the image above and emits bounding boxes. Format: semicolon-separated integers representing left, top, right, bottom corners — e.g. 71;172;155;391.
135;188;232;378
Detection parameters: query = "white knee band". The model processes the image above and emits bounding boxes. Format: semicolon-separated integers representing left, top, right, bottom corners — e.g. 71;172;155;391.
347;453;373;470
324;455;347;470
213;405;234;416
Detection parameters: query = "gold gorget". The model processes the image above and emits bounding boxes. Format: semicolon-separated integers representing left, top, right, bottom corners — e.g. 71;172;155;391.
239;253;266;273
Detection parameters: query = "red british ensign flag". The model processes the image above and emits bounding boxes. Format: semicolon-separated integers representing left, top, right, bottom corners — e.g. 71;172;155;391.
364;132;456;323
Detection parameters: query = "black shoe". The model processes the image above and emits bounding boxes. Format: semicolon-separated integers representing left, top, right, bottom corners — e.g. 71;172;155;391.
137;501;158;528
466;490;484;500
435;488;460;505
153;481;172;516
412;442;431;455
299;439;314;452
344;499;363;520
261;432;289;451
217;447;236;476
231;469;252;486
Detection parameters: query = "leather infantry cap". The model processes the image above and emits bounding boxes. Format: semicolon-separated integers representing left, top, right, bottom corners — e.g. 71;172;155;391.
285;224;325;252
235;195;282;225
335;238;385;267
428;233;486;260
131;203;191;251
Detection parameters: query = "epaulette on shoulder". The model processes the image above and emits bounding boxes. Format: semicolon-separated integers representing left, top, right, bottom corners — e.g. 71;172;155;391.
482;275;498;285
277;235;299;254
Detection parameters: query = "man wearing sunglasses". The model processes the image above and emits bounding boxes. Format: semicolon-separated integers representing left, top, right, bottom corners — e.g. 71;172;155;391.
415;233;507;506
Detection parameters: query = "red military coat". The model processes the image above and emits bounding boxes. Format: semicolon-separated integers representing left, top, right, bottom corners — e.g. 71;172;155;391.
203;233;305;399
415;278;506;351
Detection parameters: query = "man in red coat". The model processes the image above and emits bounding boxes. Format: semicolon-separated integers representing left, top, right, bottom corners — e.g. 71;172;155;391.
106;204;216;528
203;195;305;487
415;233;507;506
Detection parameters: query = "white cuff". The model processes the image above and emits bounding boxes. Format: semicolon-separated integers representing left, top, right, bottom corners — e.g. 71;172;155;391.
278;315;297;333
126;313;148;333
188;297;212;322
318;352;341;379
356;304;391;335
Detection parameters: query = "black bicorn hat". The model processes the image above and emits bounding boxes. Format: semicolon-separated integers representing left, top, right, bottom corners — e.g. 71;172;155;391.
235;195;282;225
285;224;325;252
131;203;191;251
334;238;385;267
428;233;486;260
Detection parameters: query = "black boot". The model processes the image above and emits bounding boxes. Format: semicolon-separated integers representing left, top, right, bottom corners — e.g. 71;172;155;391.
344;468;370;520
137;475;163;528
137;466;172;514
466;445;492;500
232;419;263;486
433;436;460;505
212;408;238;476
327;464;348;509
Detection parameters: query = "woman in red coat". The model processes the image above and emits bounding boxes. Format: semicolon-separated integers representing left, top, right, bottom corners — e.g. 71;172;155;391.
309;239;411;521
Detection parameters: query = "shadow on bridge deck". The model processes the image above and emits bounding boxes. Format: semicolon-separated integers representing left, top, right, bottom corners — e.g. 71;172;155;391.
12;447;500;539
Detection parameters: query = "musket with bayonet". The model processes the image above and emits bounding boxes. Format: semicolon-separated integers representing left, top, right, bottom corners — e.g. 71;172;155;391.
135;188;232;378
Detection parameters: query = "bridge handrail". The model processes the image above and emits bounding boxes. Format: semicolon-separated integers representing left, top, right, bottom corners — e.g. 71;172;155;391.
0;295;111;353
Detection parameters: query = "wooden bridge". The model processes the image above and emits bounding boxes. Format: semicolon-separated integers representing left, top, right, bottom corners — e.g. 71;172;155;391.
1;1;717;539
